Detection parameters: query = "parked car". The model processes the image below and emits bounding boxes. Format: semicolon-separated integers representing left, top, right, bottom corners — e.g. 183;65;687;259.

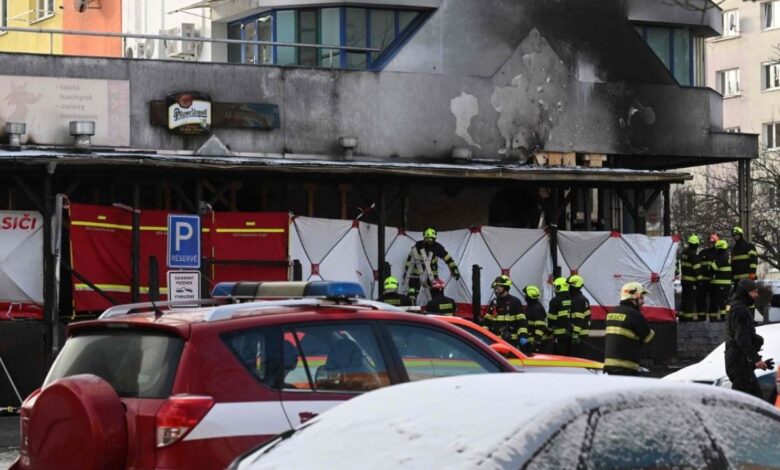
432;315;603;372
230;373;780;470
12;281;516;470
662;322;780;403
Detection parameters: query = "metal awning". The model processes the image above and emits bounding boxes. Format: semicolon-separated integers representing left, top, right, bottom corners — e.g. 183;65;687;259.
170;0;228;14
0;148;692;185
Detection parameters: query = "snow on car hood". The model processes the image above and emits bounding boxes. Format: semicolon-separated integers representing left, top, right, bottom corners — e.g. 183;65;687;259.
238;373;770;470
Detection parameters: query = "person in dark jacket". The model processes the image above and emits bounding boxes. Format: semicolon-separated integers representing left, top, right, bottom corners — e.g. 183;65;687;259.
567;274;591;358
725;279;769;399
679;234;701;322
522;285;547;353
426;278;456;315
731;226;758;286
604;282;655;375
381;276;412;307
548;277;572;356
709;239;732;322
403;227;461;304
483;275;527;346
697;234;719;322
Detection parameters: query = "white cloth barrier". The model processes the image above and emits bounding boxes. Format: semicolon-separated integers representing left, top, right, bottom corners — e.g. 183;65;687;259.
290;216;677;321
0;211;43;304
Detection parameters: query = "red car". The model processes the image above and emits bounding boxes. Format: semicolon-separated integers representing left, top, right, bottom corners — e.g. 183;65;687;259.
13;282;514;470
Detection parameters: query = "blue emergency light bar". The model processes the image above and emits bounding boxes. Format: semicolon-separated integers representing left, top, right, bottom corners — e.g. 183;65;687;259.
211;281;365;300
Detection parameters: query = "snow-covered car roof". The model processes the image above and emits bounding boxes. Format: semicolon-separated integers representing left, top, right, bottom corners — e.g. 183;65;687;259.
234;373;777;470
663;322;780;383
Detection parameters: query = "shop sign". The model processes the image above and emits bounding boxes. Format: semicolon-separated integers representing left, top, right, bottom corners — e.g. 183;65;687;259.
167;91;211;135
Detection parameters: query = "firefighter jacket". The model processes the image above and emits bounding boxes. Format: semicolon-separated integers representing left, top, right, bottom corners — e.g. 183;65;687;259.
383;291;413;307
604;301;655;372
484;294;526;343
731;239;758;281
680;246;700;285
404;240;460;281
547;291;571;338
698;247;717;282
426;292;456;315
726;292;762;363
569;288;591;342
524;299;547;347
711;250;732;287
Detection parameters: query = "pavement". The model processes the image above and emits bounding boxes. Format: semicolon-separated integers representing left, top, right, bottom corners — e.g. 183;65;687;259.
0;417;18;468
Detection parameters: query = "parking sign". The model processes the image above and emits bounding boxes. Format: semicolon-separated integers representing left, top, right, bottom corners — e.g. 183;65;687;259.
167;214;201;269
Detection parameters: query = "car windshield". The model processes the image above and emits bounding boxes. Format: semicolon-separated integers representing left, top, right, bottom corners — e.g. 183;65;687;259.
452;323;495;347
44;330;184;398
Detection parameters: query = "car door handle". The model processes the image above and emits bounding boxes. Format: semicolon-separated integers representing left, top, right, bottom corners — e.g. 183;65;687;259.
299;411;318;424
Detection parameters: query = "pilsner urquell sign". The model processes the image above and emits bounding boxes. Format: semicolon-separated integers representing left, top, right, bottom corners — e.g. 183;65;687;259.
167;91;211;135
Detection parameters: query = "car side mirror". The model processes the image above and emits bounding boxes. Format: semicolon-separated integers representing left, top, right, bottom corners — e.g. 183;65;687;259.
489;343;514;358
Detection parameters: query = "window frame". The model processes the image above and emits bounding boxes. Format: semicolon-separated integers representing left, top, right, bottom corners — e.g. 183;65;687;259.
764;0;780;30
1;0;7;32
722;9;739;37
33;0;55;23
716;68;740;97
763;122;780;150
636;25;694;86
763;61;780;91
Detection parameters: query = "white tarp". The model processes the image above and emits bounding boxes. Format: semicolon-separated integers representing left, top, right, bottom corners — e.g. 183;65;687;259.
0;211;43;304
290;217;677;321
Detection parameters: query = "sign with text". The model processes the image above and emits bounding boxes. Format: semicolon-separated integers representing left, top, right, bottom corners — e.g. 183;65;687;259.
167;270;201;306
0;75;130;146
166;91;211;135
167;214;201;269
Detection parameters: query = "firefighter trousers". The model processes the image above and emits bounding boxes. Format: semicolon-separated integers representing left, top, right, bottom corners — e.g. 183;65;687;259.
695;281;709;322
679;282;697;321
708;285;728;321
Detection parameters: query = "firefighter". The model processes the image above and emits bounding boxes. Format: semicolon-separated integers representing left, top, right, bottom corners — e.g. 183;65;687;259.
696;234;719;322
381;276;412;307
709;239;732;322
403;227;461;304
725;279;770;399
548;277;572;356
604;282;655;375
679;234;701;322
483;275;527;347
522;285;547;353
567;274;591;358
731;226;758;285
425;278;456;315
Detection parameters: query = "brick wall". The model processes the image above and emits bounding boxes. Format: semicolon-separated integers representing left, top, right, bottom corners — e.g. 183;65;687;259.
676;322;726;361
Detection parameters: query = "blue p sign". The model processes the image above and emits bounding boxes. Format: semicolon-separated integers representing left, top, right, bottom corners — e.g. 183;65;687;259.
168;214;201;269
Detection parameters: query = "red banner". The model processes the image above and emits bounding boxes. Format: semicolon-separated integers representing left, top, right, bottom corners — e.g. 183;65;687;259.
69;204;289;312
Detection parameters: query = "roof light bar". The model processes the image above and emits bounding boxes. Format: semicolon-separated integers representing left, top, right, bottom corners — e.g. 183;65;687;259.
210;281;365;300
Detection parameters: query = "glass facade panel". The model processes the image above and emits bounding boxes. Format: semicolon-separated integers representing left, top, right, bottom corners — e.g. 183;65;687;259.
243;20;258;65
370;9;396;61
346;8;367;69
399;11;418;32
258;15;274;65
227;23;242;63
645;27;671;69
320;8;341;68
672;28;691;85
299;10;318;67
277;10;297;66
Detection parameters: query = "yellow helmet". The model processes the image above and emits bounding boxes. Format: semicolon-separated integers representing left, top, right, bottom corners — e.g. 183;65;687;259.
423;227;437;240
687;234;700;245
620;282;646;301
732;226;744;236
567;274;584;289
715;240;728;250
383;276;399;291
553;277;569;293
523;285;541;300
492;275;512;289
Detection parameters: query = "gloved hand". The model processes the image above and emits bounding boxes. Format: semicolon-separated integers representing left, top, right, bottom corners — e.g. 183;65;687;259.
766;358;775;370
452;269;461;281
407;288;417;296
518;337;528;347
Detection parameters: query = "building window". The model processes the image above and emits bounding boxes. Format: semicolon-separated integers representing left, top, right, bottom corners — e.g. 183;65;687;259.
717;69;740;96
0;0;7;29
228;7;425;70
763;62;780;90
763;122;780;149
764;1;780;30
723;10;739;36
636;26;693;86
36;0;54;20
724;127;741;133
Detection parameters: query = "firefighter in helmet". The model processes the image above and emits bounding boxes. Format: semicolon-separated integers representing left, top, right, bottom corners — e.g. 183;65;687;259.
548;277;572;356
709;239;732;322
483;275;527;346
697;233;719;322
403;227;461;304
426;278;456;315
604;282;655;375
382;276;412;307
567;274;591;358
731;226;758;286
679;234;701;322
522;284;547;353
